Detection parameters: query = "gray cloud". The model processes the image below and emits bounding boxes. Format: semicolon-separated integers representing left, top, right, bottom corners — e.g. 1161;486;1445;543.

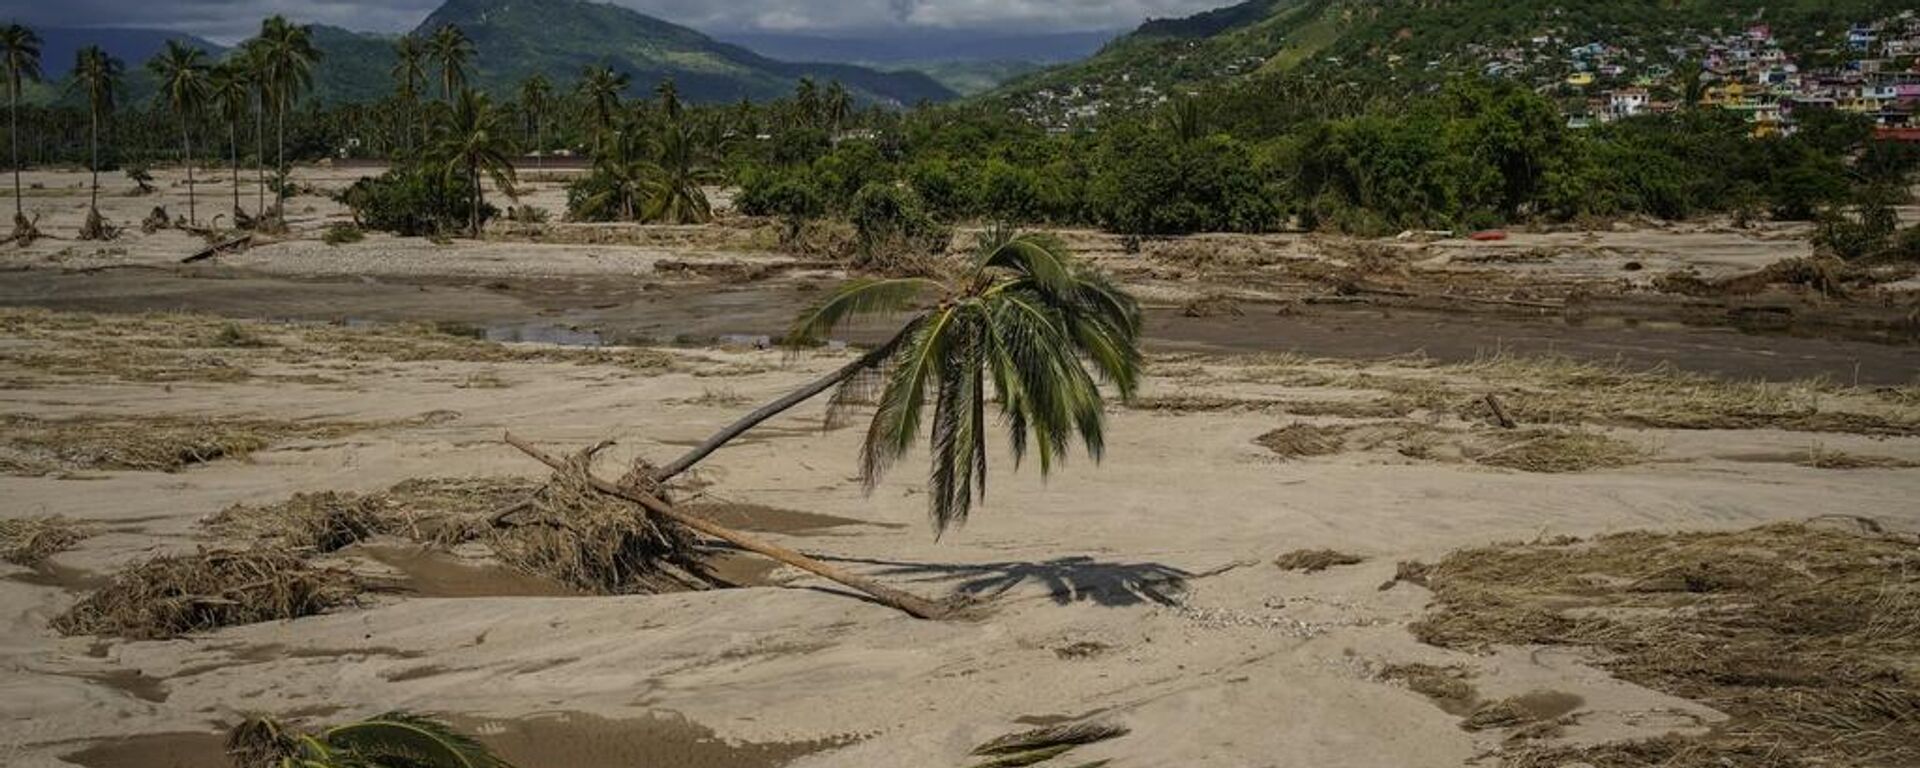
3;0;1230;42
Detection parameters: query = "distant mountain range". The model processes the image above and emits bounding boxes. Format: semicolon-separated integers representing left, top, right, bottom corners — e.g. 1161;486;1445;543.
27;0;956;107
715;30;1118;65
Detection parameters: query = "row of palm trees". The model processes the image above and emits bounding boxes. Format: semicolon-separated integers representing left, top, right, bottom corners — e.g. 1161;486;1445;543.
1;19;318;238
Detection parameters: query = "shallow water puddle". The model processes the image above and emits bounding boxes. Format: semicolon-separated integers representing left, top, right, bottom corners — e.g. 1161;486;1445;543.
61;711;849;768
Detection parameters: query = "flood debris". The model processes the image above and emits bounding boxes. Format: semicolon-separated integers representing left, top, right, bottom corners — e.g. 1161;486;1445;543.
1254;424;1349;458
1468;429;1646;473
1253;421;1646;473
1273;548;1364;573
0;413;372;475
1378;663;1478;716
0;516;91;566
968;721;1129;768
52;549;359;639
1411;521;1920;767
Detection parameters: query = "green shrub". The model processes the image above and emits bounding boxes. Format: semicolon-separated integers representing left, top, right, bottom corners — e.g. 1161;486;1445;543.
849;182;949;269
339;162;492;237
320;223;364;246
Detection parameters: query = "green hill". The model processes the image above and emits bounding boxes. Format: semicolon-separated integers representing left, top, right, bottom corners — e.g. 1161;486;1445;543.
412;0;954;105
23;0;955;108
999;0;1915;108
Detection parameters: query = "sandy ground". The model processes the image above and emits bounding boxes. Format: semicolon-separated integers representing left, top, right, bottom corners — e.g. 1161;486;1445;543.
1;308;1917;767
3;167;1920;767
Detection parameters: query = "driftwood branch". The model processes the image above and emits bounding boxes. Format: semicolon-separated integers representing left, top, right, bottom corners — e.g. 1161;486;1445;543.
182;233;252;264
1483;393;1517;429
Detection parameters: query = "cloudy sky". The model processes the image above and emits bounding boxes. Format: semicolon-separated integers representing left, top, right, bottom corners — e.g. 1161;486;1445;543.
8;0;1234;43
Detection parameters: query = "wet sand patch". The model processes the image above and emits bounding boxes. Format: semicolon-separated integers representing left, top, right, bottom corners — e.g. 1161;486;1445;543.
354;544;585;598
680;502;905;536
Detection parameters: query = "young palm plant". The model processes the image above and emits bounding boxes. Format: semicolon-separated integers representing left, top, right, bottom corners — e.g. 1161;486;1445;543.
2;23;42;241
148;40;211;227
70;45;121;240
226;711;512;768
431;89;517;237
656;227;1143;535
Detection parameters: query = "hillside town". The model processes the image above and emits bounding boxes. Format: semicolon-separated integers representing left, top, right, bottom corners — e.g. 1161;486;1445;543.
1013;10;1920;138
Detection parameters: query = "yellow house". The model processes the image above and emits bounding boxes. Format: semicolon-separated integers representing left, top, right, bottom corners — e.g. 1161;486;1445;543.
1566;72;1595;86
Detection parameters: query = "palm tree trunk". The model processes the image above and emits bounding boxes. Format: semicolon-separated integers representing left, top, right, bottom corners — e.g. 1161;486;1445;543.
181;122;196;226
506;433;947;620
229;119;240;216
275;91;285;216
470;161;482;237
652;336;901;482
88;107;98;211
9;77;20;221
254;91;265;217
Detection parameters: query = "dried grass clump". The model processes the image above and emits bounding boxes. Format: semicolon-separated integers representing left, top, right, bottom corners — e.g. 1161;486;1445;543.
1379;663;1478;715
1274;548;1364;573
1255;424;1351;458
1411;522;1920;767
0;414;368;475
0;517;91;566
479;457;718;594
1181;293;1245;318
1459;355;1920;436
1796;446;1920;470
298;323;674;370
1469;429;1646;473
52;549;358;639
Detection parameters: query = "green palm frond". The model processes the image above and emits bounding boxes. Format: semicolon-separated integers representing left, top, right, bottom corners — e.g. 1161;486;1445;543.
975;227;1075;297
787;277;943;345
860;306;956;489
325;712;512;768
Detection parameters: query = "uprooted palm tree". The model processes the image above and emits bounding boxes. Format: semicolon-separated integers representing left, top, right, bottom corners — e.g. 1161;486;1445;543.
660;226;1143;530
2;23;43;243
227;711;512;768
508;228;1140;619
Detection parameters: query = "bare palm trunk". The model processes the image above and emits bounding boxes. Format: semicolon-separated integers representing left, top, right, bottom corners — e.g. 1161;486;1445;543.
228;119;240;216
507;433;947;619
469;160;482;237
652;335;902;482
254;91;264;218
9;77;20;221
274;91;285;217
181;122;196;226
88;107;98;212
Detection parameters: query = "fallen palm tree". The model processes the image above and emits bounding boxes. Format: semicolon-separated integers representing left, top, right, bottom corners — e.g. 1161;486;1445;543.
513;227;1146;619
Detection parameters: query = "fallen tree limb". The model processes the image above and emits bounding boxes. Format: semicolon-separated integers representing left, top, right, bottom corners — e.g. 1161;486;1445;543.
504;432;950;619
182;233;252;264
1483;393;1517;429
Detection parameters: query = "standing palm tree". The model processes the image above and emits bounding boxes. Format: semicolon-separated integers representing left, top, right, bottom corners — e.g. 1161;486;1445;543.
824;80;851;132
392;36;427;152
576;124;652;221
431;89;516;237
255;16;319;220
517;73;550;164
70;46;121;239
655;228;1143;533
655;77;681;123
208;62;250;223
147;40;211;226
642;124;714;224
576;65;627;155
794;76;820;128
2;24;43;238
428;24;472;102
238;40;269;219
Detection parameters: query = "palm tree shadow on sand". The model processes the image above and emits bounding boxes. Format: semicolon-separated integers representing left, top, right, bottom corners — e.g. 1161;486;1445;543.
814;554;1192;608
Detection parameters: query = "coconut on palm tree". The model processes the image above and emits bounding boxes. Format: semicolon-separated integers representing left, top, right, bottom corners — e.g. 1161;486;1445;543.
147;40;211;227
207;62;250;224
70;45;121;240
431;89;516;237
227;711;512;768
656;227;1143;533
428;24;472;102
